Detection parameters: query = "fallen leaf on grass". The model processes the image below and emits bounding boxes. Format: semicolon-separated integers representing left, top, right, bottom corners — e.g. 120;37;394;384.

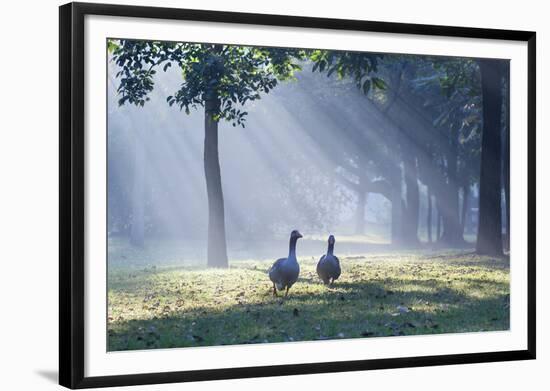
396;305;410;313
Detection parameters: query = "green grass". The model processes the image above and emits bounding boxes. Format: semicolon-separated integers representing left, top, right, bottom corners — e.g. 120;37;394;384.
107;251;509;351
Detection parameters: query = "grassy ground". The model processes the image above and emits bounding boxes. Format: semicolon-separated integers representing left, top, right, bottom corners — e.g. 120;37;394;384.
107;251;509;351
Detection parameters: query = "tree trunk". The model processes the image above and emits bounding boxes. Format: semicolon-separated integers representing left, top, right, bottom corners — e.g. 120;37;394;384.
436;198;442;242
204;96;229;267
389;165;403;246
441;183;462;245
503;142;510;251
130;132;145;247
355;189;367;235
402;152;419;245
440;130;464;246
503;63;511;251
476;59;504;256
427;187;433;244
460;185;470;236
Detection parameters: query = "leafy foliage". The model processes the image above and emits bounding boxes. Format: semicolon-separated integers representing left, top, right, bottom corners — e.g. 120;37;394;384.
109;39;305;126
309;49;386;94
410;57;483;184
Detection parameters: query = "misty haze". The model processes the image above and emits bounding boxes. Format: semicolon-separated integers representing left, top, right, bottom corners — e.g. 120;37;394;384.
107;40;510;351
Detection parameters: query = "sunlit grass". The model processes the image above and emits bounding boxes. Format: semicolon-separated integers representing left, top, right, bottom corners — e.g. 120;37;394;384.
108;251;509;351
304;233;389;245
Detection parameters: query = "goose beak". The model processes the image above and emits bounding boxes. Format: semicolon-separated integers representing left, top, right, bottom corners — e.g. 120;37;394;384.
297;232;303;239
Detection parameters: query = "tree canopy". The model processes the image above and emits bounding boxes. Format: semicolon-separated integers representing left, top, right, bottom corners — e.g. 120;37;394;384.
110;40;304;126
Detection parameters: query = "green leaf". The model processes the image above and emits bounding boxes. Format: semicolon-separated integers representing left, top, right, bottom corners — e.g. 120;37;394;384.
107;39;120;54
372;77;387;90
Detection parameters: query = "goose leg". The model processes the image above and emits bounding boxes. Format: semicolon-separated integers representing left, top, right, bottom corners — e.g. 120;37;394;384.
272;283;278;296
285;286;289;297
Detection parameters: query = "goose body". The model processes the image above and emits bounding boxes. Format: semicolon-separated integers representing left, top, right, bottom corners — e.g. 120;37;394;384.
269;230;302;296
317;235;341;285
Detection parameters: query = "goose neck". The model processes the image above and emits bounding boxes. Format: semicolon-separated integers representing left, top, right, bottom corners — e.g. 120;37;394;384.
288;237;298;258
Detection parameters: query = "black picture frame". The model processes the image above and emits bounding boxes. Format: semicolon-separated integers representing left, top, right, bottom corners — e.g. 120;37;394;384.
59;2;536;388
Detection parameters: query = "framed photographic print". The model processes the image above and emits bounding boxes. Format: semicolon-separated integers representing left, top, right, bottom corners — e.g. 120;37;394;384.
59;2;536;388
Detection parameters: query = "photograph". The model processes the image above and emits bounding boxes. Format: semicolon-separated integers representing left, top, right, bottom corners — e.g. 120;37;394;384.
106;38;511;352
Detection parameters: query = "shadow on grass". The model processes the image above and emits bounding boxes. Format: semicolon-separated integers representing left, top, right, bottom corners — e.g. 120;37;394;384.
108;278;510;352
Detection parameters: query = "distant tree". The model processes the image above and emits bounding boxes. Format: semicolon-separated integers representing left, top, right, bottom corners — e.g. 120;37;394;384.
408;56;482;246
107;119;134;238
328;55;430;246
243;68;381;235
308;50;396;236
286;70;391;235
410;56;506;255
374;59;421;246
110;40;303;267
